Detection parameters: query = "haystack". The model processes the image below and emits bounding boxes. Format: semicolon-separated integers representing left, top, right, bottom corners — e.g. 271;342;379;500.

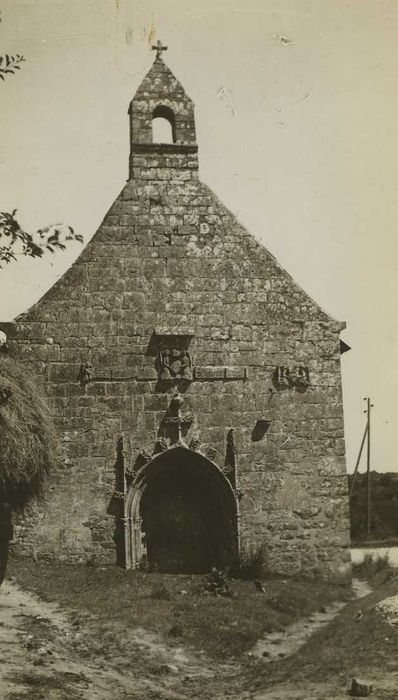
0;354;56;509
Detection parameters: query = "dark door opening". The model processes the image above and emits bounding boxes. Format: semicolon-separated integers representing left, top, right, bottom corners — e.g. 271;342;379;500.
140;452;236;574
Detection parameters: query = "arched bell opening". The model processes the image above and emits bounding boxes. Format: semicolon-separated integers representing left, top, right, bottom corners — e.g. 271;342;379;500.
152;105;176;144
125;446;239;573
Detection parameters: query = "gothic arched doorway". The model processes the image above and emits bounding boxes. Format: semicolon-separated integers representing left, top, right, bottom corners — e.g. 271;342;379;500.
125;446;238;573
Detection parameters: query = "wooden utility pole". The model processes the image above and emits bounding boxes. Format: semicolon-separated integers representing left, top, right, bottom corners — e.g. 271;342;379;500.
349;420;368;500
364;397;374;538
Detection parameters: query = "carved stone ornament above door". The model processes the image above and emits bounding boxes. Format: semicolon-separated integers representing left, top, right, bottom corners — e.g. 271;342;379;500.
152;329;194;382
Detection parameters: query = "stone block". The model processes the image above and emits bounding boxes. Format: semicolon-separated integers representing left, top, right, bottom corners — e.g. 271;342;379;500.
350;678;373;697
194;366;225;380
225;367;247;380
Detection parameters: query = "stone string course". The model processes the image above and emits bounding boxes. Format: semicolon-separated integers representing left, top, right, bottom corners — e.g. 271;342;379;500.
5;56;351;582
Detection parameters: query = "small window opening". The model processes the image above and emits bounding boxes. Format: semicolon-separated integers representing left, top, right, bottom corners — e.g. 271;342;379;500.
251;419;271;442
152;105;176;144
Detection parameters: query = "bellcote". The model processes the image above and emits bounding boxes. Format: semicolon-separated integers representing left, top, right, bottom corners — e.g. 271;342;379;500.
128;45;198;181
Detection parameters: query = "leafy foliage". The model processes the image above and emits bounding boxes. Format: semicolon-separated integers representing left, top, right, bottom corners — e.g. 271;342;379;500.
0;53;25;81
0;210;83;267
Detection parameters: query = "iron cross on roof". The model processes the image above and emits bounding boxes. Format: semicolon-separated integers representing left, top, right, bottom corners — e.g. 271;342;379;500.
152;39;168;60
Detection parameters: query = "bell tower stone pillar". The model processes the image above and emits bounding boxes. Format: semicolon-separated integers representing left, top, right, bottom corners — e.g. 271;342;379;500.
128;42;198;181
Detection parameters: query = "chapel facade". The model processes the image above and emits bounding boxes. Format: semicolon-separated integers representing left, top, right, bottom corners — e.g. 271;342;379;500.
3;45;352;581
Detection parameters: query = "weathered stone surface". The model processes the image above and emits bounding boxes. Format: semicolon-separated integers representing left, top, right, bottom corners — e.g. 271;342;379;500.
350;678;373;697
4;54;351;581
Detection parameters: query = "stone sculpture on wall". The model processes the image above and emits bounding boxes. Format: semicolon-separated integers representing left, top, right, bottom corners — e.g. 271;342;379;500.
154;437;169;453
189;436;201;451
158;347;193;380
77;362;94;388
223;428;237;490
160;390;192;444
275;365;310;389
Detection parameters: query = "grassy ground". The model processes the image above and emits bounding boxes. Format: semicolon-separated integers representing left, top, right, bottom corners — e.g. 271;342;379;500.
250;559;398;695
7;555;398;699
6;672;88;700
8;555;350;662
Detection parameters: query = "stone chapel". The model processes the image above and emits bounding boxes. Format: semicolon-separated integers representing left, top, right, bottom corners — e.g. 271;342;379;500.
3;44;351;581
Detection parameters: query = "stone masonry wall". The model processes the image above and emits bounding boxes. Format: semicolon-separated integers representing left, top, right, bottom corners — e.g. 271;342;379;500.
4;56;351;582
5;174;351;582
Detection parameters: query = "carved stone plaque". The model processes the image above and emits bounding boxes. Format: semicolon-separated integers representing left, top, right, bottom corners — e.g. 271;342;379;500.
275;365;310;389
158;347;193;380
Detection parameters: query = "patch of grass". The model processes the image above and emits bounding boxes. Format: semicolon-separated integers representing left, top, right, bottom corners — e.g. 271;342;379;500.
8;555;350;661
249;567;398;694
6;694;43;700
4;670;84;700
149;583;172;600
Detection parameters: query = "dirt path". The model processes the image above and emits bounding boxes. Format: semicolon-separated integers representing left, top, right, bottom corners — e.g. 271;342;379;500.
250;578;368;664
0;580;230;700
2;576;398;700
251;599;346;662
247;577;398;700
0;579;136;699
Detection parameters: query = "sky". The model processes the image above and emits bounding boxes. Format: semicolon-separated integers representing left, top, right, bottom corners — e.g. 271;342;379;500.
1;0;397;474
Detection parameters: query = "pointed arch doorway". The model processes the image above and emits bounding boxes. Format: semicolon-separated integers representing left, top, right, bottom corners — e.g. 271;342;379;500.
125;446;239;574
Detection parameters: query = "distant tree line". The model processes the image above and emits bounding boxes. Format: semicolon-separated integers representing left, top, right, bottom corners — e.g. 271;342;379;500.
349;472;398;542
